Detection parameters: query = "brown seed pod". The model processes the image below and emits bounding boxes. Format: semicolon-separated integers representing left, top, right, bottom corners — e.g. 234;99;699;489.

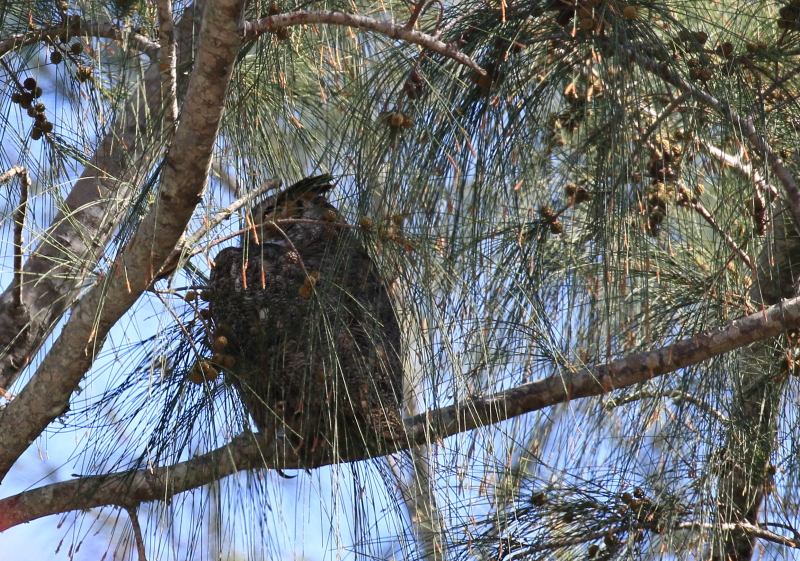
538;205;556;221
401;114;414;128
23;77;36;90
622;5;637;19
30;127;42;140
70;41;83;55
50;50;63;64
322;209;337;221
200;290;212;302
579;17;595;30
285;250;300;264
76;65;93;82
588;544;600;558
359;216;373;229
299;282;313;298
275;27;291;40
199;308;212;320
184;291;198;302
40;121;53;133
389;113;404;127
222;355;237;368
720;42;734;57
268;2;280;14
549;220;564;234
214;336;228;350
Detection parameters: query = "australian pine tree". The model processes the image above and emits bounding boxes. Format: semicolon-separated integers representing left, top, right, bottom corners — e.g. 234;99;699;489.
1;0;800;559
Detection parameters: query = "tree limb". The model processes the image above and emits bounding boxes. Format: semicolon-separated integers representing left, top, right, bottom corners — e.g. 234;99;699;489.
241;11;485;75
0;0;246;482
0;3;204;398
4;292;800;530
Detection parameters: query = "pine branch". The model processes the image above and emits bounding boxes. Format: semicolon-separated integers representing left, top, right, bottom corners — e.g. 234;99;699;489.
242;11;485;75
0;20;160;59
4;292;800;529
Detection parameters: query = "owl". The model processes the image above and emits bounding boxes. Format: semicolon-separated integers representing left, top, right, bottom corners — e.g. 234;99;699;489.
209;175;405;465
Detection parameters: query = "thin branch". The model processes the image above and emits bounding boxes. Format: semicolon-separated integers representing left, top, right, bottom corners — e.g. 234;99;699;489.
638;93;687;146
156;179;281;279
5;293;800;529
125;506;148;561
404;0;425;31
687;198;753;271
0;166;30;308
700;140;773;235
605;389;729;423
0;20;160;59
673;521;798;549
242;11;485;75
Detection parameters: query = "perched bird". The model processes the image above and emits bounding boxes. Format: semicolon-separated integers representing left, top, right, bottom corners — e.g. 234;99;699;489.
209;175;404;464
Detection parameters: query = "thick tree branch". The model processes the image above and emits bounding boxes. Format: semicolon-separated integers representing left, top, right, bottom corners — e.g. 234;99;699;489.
242;11;485;75
0;20;160;58
4;293;800;530
0;5;203;397
0;0;246;481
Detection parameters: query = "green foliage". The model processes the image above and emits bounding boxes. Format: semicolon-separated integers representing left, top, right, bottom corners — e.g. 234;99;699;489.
5;0;800;559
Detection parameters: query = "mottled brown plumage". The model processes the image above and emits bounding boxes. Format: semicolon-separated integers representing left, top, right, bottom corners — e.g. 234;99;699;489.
209;175;404;463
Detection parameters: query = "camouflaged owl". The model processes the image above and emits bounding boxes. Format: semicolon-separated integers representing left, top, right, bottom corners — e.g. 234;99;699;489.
209;175;405;464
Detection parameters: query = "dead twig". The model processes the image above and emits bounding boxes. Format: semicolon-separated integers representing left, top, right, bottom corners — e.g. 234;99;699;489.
0;165;30;308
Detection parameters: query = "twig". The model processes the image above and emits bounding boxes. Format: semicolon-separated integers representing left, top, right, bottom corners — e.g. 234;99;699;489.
688;199;753;271
242;11;485;75
435;2;485;38
673;521;798;549
154;292;203;359
125;506;148;561
265;221;309;278
404;0;426;31
155;0;178;127
156;179;281;281
0;19;160;59
0;166;30;308
605;388;728;423
700;140;773;235
638;93;687;146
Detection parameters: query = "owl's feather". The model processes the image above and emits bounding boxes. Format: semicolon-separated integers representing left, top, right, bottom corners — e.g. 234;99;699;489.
210;177;404;465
